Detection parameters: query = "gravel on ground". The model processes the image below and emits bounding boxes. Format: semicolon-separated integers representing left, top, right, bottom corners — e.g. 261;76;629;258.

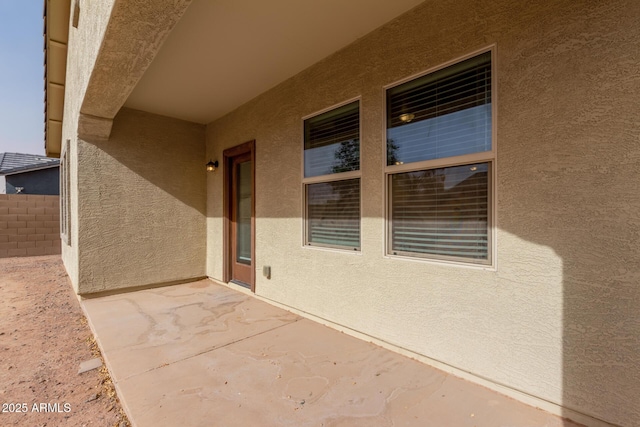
0;255;129;427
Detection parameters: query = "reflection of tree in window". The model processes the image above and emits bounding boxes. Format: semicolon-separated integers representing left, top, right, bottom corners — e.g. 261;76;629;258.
329;140;360;231
331;138;359;174
387;139;399;165
303;100;361;249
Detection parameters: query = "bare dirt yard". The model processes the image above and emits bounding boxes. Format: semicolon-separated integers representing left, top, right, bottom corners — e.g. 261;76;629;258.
0;255;129;427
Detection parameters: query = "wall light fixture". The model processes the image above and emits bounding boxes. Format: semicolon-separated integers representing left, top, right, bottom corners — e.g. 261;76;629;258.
206;160;219;172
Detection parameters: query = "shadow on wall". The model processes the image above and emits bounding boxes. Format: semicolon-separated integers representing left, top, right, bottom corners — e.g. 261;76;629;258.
70;0;636;423
210;132;639;427
82;108;206;215
496;3;640;426
76;107;207;292
500;161;639;427
204;2;640;424
209;105;638;426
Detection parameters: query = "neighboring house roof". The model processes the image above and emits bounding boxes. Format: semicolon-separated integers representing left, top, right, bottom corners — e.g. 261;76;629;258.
0;152;60;176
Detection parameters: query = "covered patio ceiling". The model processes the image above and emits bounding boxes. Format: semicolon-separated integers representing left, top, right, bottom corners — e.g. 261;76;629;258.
123;0;426;125
45;0;426;153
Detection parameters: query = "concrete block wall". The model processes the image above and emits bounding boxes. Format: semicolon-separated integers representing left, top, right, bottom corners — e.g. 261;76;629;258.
0;194;61;258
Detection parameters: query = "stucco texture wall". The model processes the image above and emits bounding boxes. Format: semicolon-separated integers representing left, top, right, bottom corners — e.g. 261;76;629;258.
60;0;118;291
206;1;640;426
76;108;206;294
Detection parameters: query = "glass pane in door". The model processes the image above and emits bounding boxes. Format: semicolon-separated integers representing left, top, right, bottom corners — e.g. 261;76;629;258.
236;160;252;265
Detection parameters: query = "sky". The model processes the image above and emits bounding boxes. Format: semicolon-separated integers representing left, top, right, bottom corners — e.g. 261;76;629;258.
0;1;47;156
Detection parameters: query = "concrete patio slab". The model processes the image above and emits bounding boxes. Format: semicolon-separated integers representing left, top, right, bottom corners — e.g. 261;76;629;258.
82;280;299;380
82;279;581;427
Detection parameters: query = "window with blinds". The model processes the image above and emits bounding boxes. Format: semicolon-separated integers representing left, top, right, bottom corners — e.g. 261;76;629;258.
386;52;493;264
390;163;489;260
303;100;360;250
60;140;71;246
307;179;360;249
304;101;360;177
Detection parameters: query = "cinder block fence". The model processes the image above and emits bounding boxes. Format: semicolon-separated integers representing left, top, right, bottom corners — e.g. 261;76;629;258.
0;194;61;258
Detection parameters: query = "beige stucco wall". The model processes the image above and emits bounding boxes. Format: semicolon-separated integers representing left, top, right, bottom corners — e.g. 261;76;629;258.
61;1;206;294
60;0;118;292
206;1;640;426
75;108;206;294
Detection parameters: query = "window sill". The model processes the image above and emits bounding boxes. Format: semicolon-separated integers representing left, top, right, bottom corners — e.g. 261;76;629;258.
302;244;362;255
384;252;496;271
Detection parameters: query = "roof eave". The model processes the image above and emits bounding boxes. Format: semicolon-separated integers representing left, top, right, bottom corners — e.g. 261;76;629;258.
43;0;71;159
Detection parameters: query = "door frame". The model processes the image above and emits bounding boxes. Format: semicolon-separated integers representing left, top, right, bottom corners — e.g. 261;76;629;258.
223;140;256;292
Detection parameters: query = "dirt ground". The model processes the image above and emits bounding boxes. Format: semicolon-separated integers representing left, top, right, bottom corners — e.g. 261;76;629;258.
0;255;129;427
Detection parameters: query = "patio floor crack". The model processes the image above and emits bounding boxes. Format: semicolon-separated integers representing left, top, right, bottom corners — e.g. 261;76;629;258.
115;317;302;382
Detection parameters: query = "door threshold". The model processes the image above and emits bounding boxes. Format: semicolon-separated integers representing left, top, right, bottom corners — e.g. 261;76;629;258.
230;280;252;290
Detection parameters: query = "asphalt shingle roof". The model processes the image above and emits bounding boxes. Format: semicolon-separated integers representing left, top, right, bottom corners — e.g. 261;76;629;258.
0;152;60;176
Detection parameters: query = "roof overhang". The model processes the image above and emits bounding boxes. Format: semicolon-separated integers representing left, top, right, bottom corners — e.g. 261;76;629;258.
44;0;426;145
123;0;427;125
43;0;70;158
77;0;194;143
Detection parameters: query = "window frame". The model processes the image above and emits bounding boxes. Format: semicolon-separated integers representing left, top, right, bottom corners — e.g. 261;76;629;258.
301;97;362;252
60;139;71;246
383;47;496;268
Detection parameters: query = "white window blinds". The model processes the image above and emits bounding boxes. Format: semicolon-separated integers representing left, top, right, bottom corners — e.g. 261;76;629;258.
304;101;361;250
387;52;491;165
386;52;492;264
390;163;489;261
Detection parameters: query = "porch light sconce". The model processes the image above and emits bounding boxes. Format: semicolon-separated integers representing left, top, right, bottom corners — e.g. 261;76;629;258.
206;160;219;172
